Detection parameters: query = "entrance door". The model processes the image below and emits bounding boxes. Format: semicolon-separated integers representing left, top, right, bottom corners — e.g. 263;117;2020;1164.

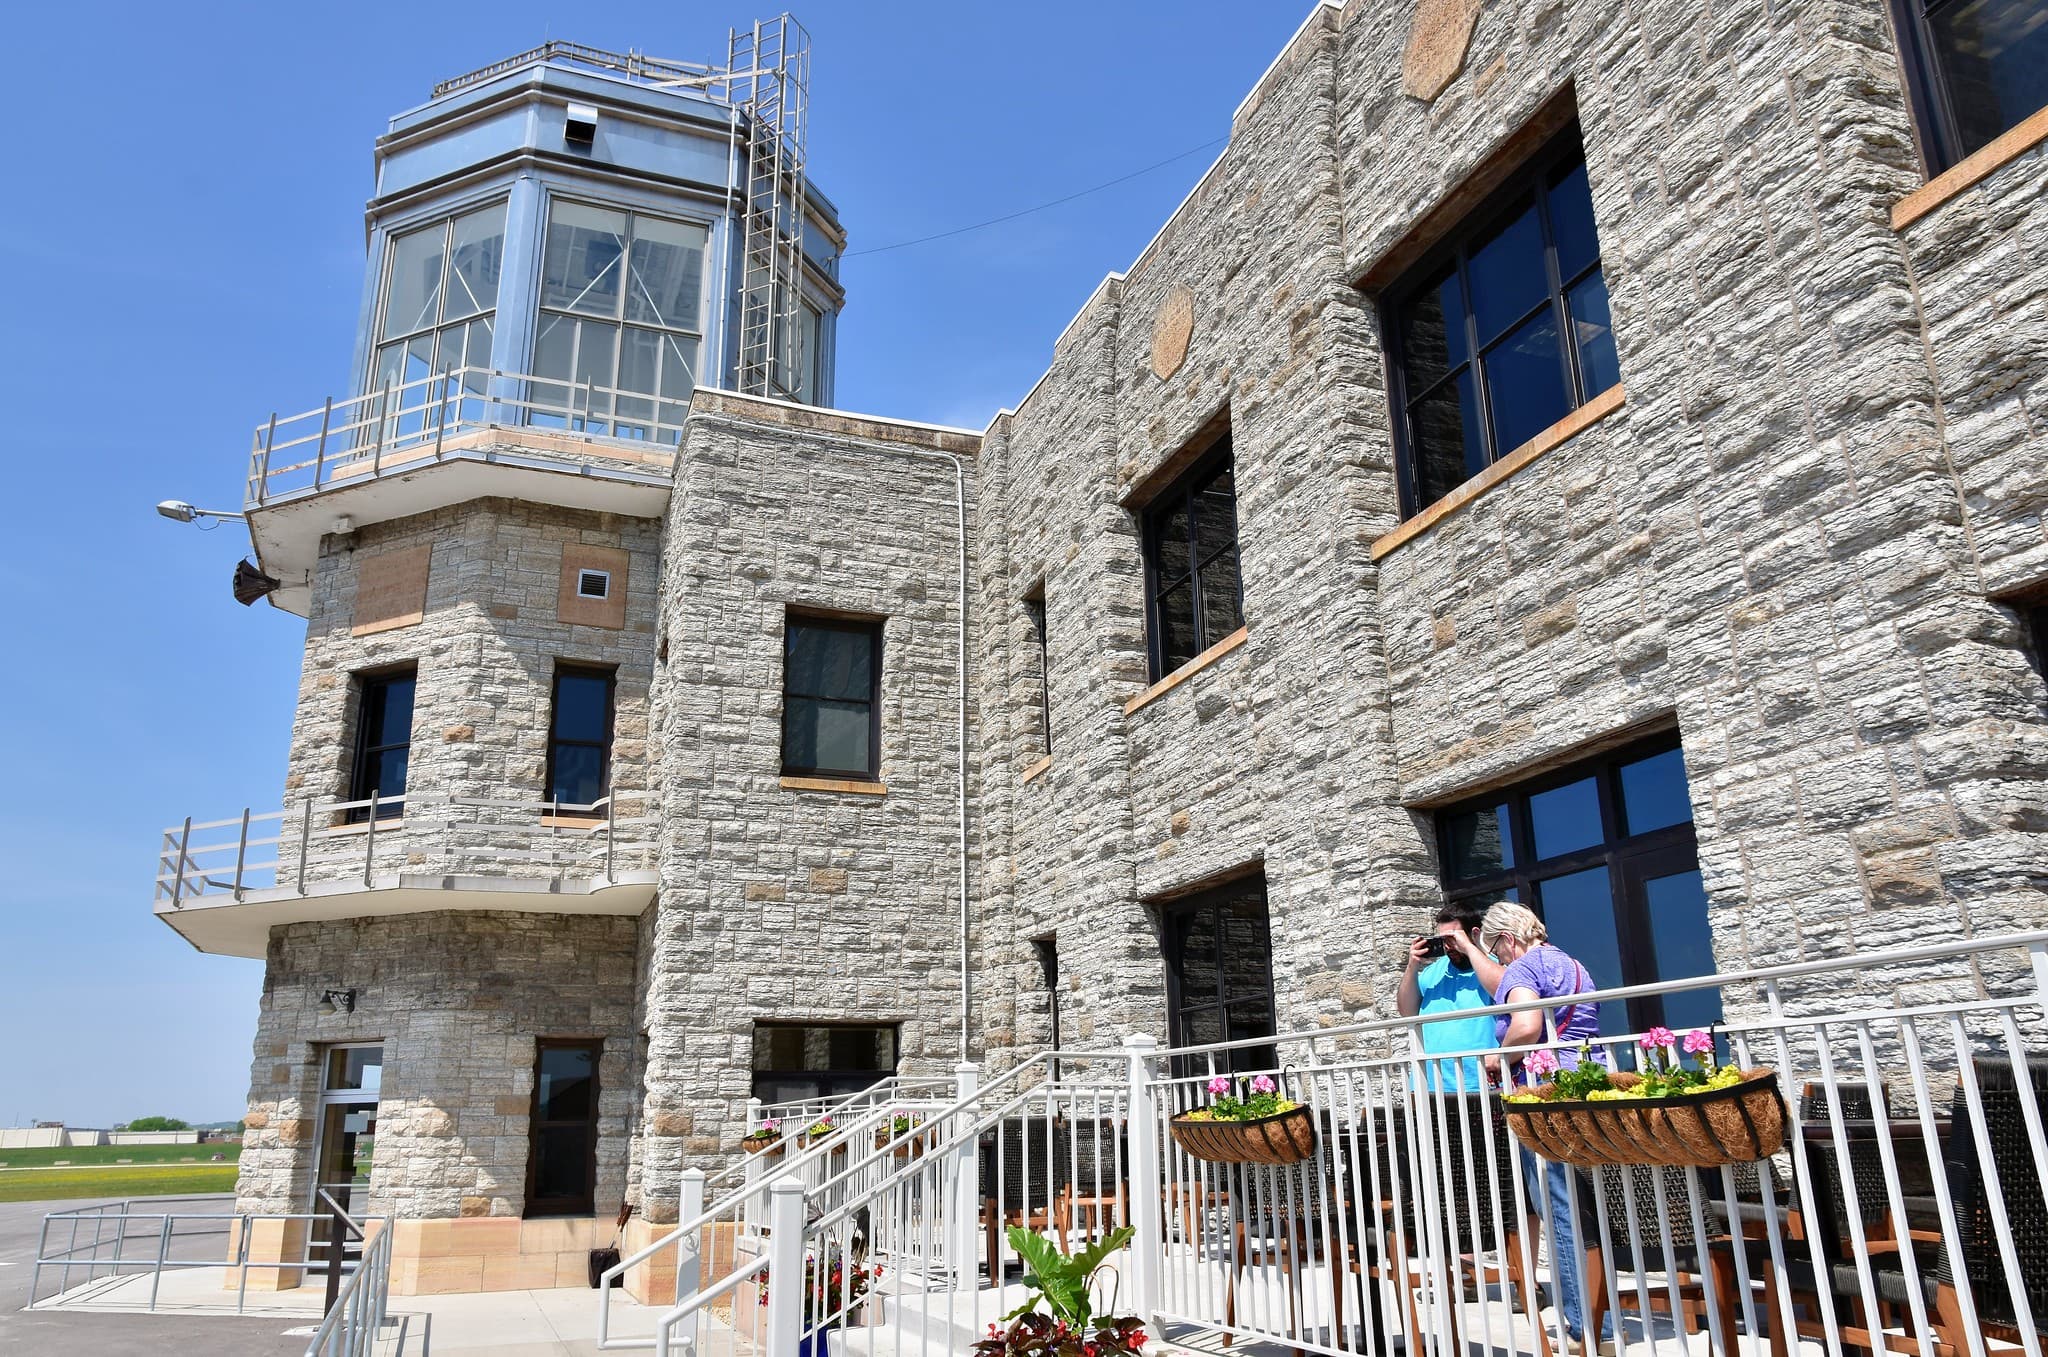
310;1045;382;1269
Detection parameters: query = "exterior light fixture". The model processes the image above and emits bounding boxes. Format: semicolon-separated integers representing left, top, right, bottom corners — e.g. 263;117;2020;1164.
156;499;246;524
318;988;358;1015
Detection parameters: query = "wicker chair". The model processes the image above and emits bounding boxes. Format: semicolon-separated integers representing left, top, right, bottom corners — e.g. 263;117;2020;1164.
1054;1118;1128;1250
979;1120;1066;1278
1938;1057;2048;1342
1580;1163;1742;1348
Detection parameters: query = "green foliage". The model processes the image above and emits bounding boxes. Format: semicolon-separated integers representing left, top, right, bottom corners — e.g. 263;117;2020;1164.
1548;1050;1613;1100
122;1116;191;1132
977;1228;1145;1356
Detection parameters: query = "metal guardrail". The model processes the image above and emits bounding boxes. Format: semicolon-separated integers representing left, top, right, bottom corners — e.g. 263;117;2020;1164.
244;366;689;510
156;789;658;907
303;1190;404;1357
651;929;2048;1357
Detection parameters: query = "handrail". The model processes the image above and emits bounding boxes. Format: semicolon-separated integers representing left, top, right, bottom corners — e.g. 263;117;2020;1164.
303;1204;394;1357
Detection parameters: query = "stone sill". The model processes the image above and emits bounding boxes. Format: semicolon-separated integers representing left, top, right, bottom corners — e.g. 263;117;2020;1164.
324;819;404;836
1893;104;2048;232
540;814;604;829
780;775;888;797
1021;754;1053;785
1124;626;1249;716
1370;384;1626;562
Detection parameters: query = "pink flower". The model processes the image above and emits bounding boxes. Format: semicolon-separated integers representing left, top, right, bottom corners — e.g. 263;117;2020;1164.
1249;1075;1277;1095
1524;1048;1559;1078
1682;1029;1715;1055
1640;1026;1676;1051
1207;1075;1230;1096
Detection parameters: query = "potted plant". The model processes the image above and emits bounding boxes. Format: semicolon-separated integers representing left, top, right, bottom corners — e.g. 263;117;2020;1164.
1500;1027;1785;1169
1168;1073;1317;1165
742;1118;785;1157
972;1226;1147;1356
759;1245;881;1356
874;1112;923;1157
796;1116;838;1150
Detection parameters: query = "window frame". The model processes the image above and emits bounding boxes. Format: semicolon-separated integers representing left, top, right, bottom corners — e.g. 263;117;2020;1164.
525;1038;602;1219
749;1021;900;1103
347;666;417;821
367;201;507;424
1885;0;2046;176
1382;124;1613;519
1138;435;1244;683
1024;590;1051;756
1159;873;1277;1075
1432;731;1705;1033
532;197;710;442
545;663;617;810
780;613;884;781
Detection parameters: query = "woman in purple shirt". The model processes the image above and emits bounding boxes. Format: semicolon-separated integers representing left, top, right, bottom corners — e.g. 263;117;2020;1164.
1477;901;1605;1345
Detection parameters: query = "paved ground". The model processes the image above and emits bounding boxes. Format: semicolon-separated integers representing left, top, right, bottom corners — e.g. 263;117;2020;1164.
0;1195;305;1354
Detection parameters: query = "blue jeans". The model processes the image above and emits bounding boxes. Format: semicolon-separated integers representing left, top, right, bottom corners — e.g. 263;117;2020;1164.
1519;1147;1586;1341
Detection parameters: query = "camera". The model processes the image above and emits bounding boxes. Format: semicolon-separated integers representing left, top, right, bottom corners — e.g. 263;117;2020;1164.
1418;934;1453;959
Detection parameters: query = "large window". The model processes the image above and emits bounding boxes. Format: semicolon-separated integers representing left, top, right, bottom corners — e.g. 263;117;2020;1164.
547;665;616;808
1890;0;2048;174
371;204;505;415
1434;733;1713;1036
1385;129;1619;517
535;202;707;442
752;1023;897;1103
775;301;823;405
1140;438;1244;681
781;615;882;780
527;1040;600;1218
348;668;415;820
1161;875;1275;1074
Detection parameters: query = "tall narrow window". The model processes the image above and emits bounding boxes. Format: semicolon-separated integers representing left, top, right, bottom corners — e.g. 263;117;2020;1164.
348;668;415;820
782;615;882;780
527;1040;600;1217
1889;0;2048;174
535;202;708;442
1161;875;1275;1074
1433;733;1710;1035
547;665;616;808
371;204;505;435
1140;436;1243;681
1385;127;1619;517
1024;592;1051;755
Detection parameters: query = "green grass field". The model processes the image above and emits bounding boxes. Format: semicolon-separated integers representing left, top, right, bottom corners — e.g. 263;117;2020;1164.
0;1164;240;1203
0;1142;240;1169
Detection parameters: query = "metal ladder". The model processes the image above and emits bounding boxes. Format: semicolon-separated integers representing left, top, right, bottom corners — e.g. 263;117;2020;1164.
726;14;810;399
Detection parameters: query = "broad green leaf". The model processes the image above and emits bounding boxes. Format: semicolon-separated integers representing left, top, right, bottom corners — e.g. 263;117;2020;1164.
1006;1228;1087;1325
1069;1225;1134;1282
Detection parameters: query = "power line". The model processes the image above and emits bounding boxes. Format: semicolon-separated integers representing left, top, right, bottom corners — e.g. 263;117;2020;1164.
843;136;1229;259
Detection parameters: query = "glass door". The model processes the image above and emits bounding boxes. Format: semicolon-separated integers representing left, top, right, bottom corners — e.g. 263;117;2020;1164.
310;1045;382;1271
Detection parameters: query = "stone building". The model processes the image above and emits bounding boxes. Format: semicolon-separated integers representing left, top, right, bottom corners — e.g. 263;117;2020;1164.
155;0;2048;1297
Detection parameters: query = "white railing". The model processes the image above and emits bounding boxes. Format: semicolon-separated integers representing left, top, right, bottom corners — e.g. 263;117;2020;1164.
671;929;2048;1357
155;789;659;907
245;365;689;508
748;1074;961;1137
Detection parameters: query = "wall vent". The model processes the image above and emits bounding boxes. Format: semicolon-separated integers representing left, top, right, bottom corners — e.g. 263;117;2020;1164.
577;569;612;600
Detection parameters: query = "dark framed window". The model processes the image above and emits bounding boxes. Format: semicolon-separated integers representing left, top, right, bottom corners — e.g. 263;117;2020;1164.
1434;732;1714;1036
348;668;416;821
751;1023;897;1103
781;615;882;780
1160;874;1275;1074
1140;437;1243;681
1888;0;2048;175
2015;601;2048;686
1384;126;1620;517
526;1039;600;1217
1024;592;1051;755
547;665;616;808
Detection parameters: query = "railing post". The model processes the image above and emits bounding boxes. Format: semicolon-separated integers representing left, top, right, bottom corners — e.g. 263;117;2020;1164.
313;397;332;489
605;788;616;882
254;415;277;506
373;382;392;470
675;1167;705;1306
434;373;450;460
363;791;378;888
298;795;315;895
1122;1034;1162;1327
231;807;252;900
762;1177;806;1357
171;817;193;908
948;1059;980;1286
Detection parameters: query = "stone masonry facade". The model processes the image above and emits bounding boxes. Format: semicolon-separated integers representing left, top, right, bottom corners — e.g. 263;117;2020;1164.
225;0;2048;1296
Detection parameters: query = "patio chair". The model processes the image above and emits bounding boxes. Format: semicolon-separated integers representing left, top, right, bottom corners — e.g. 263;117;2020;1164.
1054;1117;1128;1251
1580;1163;1742;1349
978;1119;1066;1279
1937;1056;2048;1343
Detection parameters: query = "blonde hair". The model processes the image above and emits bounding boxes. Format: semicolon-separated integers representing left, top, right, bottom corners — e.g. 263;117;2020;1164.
1479;901;1547;954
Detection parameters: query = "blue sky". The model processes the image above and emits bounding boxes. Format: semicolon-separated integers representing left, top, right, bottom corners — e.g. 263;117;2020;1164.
0;1;1319;1127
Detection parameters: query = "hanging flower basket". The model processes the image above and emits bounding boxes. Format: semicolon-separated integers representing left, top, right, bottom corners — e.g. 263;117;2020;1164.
742;1135;786;1158
1500;1030;1786;1169
874;1118;924;1158
1168;1074;1317;1165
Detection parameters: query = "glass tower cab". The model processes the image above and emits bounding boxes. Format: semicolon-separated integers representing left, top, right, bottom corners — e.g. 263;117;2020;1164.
240;27;843;615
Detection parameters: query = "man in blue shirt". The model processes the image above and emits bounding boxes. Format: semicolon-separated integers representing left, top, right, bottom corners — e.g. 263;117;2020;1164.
1397;903;1504;1092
